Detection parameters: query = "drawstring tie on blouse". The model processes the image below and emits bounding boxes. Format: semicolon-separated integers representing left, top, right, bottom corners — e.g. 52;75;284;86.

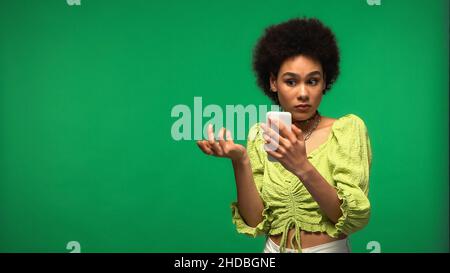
279;218;302;253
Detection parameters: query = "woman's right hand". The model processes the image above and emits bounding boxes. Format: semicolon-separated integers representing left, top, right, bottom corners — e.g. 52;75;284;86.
196;124;247;162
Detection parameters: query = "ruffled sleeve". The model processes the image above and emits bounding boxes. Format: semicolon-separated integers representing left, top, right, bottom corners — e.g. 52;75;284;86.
327;114;373;238
230;123;271;237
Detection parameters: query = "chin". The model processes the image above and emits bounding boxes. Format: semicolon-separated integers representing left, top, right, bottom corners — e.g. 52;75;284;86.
293;111;313;120
292;112;306;120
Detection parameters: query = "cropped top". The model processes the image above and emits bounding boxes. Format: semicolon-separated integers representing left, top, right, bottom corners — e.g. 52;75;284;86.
230;113;372;253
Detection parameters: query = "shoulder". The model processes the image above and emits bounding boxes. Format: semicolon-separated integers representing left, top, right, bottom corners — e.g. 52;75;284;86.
329;113;370;144
328;114;372;162
333;113;368;131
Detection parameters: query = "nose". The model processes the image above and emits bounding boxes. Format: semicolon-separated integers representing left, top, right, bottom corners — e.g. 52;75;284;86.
297;83;309;102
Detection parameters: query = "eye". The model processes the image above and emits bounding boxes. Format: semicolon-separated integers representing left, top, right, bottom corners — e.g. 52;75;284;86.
285;79;296;87
307;78;319;86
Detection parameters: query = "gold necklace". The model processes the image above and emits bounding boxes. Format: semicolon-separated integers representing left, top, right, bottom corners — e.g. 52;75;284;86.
297;111;321;141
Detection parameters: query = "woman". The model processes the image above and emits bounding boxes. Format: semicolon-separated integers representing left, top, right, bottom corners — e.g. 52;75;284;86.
196;17;372;253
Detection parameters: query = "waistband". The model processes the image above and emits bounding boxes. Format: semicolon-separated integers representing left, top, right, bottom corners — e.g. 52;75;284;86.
266;236;350;253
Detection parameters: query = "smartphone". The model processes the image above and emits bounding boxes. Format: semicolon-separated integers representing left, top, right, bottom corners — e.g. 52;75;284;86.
263;111;292;162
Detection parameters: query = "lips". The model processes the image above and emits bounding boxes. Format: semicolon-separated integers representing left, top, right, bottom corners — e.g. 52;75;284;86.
294;104;311;112
295;104;311;108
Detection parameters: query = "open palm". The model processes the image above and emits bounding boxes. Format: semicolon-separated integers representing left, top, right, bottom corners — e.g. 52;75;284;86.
196;124;246;161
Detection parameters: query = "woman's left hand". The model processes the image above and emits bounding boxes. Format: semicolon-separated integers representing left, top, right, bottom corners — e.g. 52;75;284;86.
261;117;311;178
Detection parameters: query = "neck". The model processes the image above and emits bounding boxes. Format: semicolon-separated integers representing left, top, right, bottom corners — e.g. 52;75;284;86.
293;110;320;132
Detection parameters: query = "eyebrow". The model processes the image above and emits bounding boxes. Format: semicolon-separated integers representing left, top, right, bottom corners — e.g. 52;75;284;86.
281;71;322;78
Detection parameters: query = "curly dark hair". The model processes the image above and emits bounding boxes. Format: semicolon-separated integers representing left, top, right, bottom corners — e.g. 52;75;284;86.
252;17;340;104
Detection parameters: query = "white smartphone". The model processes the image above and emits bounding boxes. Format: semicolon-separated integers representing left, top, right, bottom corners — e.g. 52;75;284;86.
263;111;292;162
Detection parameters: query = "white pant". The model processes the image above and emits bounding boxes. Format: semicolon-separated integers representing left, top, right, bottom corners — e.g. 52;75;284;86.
263;236;351;253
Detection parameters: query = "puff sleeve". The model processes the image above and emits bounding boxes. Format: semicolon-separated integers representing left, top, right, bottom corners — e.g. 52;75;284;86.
327;114;372;238
230;123;271;237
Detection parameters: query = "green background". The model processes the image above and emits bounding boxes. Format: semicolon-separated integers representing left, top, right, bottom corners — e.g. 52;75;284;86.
0;0;448;253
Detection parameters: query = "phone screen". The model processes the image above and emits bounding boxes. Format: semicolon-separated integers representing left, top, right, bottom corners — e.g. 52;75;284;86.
264;111;292;162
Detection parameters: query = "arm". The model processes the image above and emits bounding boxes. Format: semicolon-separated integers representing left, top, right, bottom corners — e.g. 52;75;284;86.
231;152;265;228
294;161;342;224
261;120;342;223
262;115;372;235
196;124;266;229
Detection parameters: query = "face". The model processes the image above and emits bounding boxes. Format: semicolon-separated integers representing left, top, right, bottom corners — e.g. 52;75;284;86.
270;54;326;121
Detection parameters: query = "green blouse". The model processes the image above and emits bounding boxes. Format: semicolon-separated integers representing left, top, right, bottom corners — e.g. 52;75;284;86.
230;113;372;253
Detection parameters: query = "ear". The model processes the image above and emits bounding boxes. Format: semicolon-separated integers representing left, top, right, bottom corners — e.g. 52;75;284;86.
269;73;277;92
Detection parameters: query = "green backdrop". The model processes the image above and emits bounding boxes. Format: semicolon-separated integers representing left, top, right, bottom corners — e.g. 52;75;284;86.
0;0;448;253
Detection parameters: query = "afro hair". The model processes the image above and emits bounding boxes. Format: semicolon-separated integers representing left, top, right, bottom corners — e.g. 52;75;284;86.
252;17;340;104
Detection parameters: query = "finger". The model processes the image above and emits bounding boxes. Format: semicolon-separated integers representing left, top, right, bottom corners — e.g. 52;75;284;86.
263;132;284;153
226;129;233;142
267;149;283;160
217;127;226;143
261;123;278;141
264;135;287;154
268;117;297;144
196;140;206;153
261;123;289;147
262;124;282;147
211;143;223;156
292;124;304;141
197;140;214;155
217;127;227;151
207;126;223;156
202;141;215;155
207;124;215;144
263;133;270;144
